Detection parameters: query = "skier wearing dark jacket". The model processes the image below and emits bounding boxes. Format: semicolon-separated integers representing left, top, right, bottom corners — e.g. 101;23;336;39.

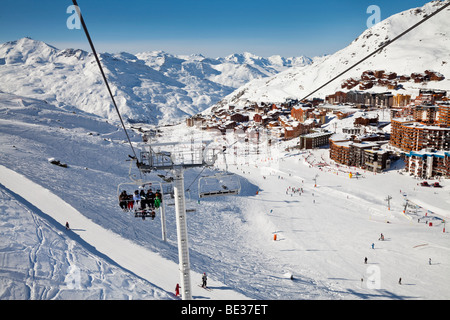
202;273;207;288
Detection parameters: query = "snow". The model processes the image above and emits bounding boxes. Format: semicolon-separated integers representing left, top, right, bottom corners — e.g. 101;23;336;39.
0;91;449;300
0;38;311;126
0;164;245;300
1;0;450;301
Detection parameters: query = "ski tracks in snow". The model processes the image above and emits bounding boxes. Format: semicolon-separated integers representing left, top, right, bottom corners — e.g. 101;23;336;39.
0;181;62;299
0;165;157;299
0;164;246;300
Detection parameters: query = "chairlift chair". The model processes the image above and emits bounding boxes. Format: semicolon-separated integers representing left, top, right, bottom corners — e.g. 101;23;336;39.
198;172;241;199
117;181;164;220
197;141;241;199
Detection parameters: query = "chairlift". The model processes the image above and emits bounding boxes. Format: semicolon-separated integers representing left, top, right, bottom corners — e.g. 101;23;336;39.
198;172;241;199
117;181;164;221
198;143;241;198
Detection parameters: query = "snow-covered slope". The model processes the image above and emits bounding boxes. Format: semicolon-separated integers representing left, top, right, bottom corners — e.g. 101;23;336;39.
0;91;449;300
0;38;311;125
215;0;450;107
0;91;254;300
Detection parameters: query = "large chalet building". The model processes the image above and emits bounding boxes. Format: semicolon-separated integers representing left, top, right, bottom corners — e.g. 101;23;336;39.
329;136;391;173
390;119;450;152
389;95;450;178
404;150;450;179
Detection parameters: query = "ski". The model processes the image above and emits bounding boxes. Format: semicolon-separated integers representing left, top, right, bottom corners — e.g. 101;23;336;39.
198;284;212;291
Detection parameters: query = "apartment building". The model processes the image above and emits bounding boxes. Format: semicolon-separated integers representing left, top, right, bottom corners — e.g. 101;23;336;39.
329;138;390;172
404;149;450;178
390;119;450;152
299;132;333;149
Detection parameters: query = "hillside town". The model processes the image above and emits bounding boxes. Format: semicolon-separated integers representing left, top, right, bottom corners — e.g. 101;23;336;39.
186;70;450;179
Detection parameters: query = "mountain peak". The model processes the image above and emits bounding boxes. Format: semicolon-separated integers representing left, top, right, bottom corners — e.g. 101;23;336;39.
216;0;450;107
0;37;58;65
0;38;311;125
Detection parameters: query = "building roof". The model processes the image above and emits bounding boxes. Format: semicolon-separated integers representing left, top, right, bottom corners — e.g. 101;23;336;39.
302;132;333;139
406;150;450;158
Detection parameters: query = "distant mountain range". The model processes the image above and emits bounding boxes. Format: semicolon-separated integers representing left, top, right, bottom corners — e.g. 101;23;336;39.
213;0;450;111
3;2;448;126
0;38;311;125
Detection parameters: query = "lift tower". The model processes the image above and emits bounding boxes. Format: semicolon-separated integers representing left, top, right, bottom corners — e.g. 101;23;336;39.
137;140;217;300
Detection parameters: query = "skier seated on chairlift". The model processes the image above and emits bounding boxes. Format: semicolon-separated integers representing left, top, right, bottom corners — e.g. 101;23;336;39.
127;193;134;211
119;190;128;211
154;190;162;208
155;190;162;202
145;188;155;209
140;189;146;207
133;190;142;210
140;189;148;209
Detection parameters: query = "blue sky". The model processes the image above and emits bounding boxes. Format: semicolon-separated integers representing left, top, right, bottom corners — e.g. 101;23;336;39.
0;0;432;57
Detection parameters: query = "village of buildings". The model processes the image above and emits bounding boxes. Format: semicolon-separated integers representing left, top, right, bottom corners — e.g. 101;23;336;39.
186;69;450;179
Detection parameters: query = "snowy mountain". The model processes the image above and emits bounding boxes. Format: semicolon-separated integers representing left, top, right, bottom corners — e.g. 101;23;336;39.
136;51;312;89
0;38;311;125
214;0;450;108
1;0;450;302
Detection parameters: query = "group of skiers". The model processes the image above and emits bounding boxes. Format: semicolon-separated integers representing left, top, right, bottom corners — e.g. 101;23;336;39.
175;273;208;298
119;188;162;212
286;185;303;196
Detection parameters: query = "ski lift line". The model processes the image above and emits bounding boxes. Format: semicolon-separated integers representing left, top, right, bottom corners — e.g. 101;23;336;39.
184;166;207;193
300;1;450;101
71;0;138;160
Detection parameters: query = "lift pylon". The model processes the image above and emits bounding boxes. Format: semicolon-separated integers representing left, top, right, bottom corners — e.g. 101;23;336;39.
136;140;216;300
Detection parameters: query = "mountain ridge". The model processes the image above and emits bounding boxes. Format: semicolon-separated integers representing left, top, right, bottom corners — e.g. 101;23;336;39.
0;37;311;125
212;0;450;110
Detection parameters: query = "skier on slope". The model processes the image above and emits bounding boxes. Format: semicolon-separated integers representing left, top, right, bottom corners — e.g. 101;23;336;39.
202;272;207;288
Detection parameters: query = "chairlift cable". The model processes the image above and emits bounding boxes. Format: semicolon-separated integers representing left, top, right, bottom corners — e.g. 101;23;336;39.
300;1;450;101
71;0;138;160
185;167;206;193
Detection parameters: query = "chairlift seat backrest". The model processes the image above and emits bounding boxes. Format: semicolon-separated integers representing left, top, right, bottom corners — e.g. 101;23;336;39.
199;189;240;198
